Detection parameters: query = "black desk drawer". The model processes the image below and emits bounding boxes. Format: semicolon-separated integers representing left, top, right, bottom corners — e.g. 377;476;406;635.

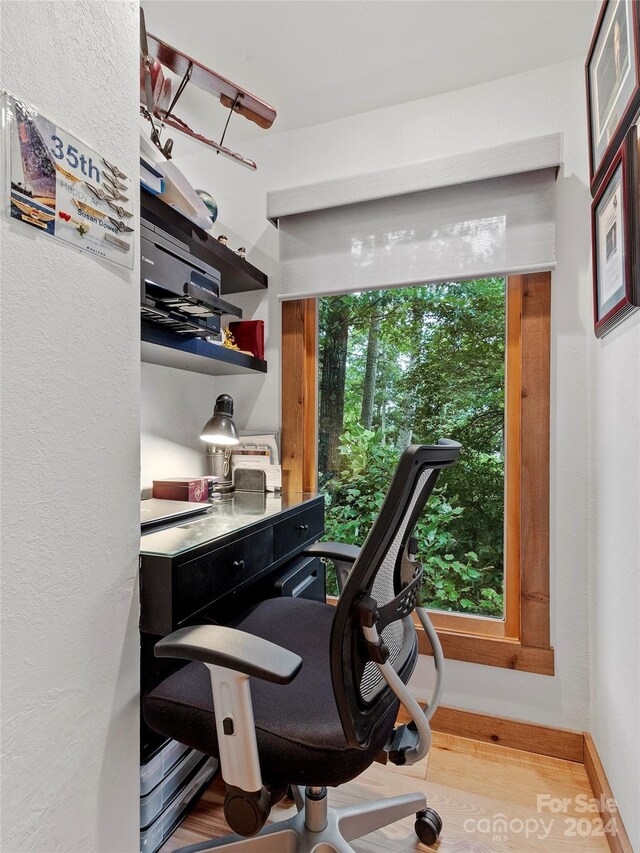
274;556;326;602
273;504;324;562
176;529;273;625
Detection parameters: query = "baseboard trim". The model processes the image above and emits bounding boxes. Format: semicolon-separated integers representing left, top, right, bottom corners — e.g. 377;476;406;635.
583;733;634;853
396;705;632;851
431;704;584;763
397;703;584;762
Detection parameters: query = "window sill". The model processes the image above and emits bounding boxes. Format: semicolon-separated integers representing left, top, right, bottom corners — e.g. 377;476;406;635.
426;610;507;638
326;595;554;675
418;626;555;675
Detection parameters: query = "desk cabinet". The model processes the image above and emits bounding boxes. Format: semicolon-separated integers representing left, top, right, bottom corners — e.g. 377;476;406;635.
140;493;324;637
273;503;325;562
175;528;274;627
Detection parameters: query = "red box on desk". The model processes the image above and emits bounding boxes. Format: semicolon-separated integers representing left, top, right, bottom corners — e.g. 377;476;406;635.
228;320;264;360
153;478;211;502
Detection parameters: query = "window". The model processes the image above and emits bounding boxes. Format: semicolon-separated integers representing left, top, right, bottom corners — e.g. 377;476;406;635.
318;279;506;620
281;272;553;674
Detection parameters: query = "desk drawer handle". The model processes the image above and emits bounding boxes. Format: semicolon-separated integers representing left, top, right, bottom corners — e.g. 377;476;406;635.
296;523;309;533
232;559;245;571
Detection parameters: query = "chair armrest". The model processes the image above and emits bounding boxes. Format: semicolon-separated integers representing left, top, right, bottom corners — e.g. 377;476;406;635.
304;542;360;595
155;625;302;685
303;541;360;563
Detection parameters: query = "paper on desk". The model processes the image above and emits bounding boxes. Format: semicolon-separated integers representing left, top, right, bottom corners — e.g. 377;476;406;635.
238;433;280;465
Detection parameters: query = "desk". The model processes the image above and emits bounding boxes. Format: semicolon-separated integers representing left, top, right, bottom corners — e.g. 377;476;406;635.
140;491;324;635
140;491;325;758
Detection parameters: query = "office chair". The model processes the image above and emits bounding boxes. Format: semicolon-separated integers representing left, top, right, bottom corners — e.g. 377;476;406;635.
144;440;461;852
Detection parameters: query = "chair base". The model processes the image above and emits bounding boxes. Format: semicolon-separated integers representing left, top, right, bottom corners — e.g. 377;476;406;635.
173;785;430;853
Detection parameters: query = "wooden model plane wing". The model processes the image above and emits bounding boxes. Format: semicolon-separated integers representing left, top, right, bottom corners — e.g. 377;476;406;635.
146;33;276;130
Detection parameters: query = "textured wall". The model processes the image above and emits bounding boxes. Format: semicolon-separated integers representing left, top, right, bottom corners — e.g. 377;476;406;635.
0;2;140;851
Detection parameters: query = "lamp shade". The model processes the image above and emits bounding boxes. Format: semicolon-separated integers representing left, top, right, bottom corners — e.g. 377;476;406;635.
200;394;240;445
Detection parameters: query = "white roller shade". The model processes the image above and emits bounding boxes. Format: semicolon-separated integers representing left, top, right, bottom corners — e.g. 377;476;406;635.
268;135;560;300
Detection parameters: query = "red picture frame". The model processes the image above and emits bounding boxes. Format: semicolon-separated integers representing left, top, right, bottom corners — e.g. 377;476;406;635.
586;0;640;195
591;126;640;337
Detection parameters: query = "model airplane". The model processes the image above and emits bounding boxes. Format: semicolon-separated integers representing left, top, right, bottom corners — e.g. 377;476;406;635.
139;7;276;169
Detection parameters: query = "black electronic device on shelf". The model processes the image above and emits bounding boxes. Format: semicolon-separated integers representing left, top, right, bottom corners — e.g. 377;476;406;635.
141;188;267;294
141;217;241;344
140;191;268;376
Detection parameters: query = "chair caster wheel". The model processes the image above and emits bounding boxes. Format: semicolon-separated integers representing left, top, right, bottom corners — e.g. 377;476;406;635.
415;808;442;846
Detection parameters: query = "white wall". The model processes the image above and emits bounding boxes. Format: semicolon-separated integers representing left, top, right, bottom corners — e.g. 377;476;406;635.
588;313;640;848
140;358;272;491
152;55;638;847
0;3;140;851
141;363;215;492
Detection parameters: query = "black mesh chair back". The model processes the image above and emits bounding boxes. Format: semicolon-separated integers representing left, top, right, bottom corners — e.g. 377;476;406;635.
329;440;461;749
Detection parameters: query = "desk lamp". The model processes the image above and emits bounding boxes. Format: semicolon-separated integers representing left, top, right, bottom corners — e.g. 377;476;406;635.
200;394;239;490
200;394;239;445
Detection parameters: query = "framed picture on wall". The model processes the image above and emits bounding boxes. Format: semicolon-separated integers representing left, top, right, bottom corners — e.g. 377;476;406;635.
591;125;640;336
586;0;640;194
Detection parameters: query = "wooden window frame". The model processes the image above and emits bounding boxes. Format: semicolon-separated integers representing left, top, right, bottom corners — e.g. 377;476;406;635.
281;272;553;675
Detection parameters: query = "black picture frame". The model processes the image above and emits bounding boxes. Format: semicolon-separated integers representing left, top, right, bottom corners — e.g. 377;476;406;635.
586;0;640;195
591;125;640;337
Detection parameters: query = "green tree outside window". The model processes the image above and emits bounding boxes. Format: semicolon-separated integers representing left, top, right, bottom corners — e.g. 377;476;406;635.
318;278;505;617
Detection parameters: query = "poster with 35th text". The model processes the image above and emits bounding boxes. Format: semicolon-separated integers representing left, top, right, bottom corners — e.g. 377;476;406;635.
2;92;134;270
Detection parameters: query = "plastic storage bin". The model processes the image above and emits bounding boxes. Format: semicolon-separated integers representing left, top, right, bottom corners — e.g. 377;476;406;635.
140;749;206;828
140;738;190;796
140;757;218;853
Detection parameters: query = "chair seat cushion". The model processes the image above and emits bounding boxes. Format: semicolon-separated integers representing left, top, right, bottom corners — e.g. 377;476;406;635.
143;597;398;787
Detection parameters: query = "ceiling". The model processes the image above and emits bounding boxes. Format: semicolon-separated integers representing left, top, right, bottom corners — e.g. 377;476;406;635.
143;1;598;143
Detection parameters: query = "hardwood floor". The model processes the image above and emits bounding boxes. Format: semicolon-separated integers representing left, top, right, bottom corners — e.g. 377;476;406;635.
161;732;609;852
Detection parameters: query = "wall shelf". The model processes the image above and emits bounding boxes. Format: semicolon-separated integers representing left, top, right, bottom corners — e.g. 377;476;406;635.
140;190;268;377
141;189;268;295
141;322;267;376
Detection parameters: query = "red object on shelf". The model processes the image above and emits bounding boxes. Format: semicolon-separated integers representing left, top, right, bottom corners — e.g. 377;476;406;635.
228;320;264;360
153;478;210;502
